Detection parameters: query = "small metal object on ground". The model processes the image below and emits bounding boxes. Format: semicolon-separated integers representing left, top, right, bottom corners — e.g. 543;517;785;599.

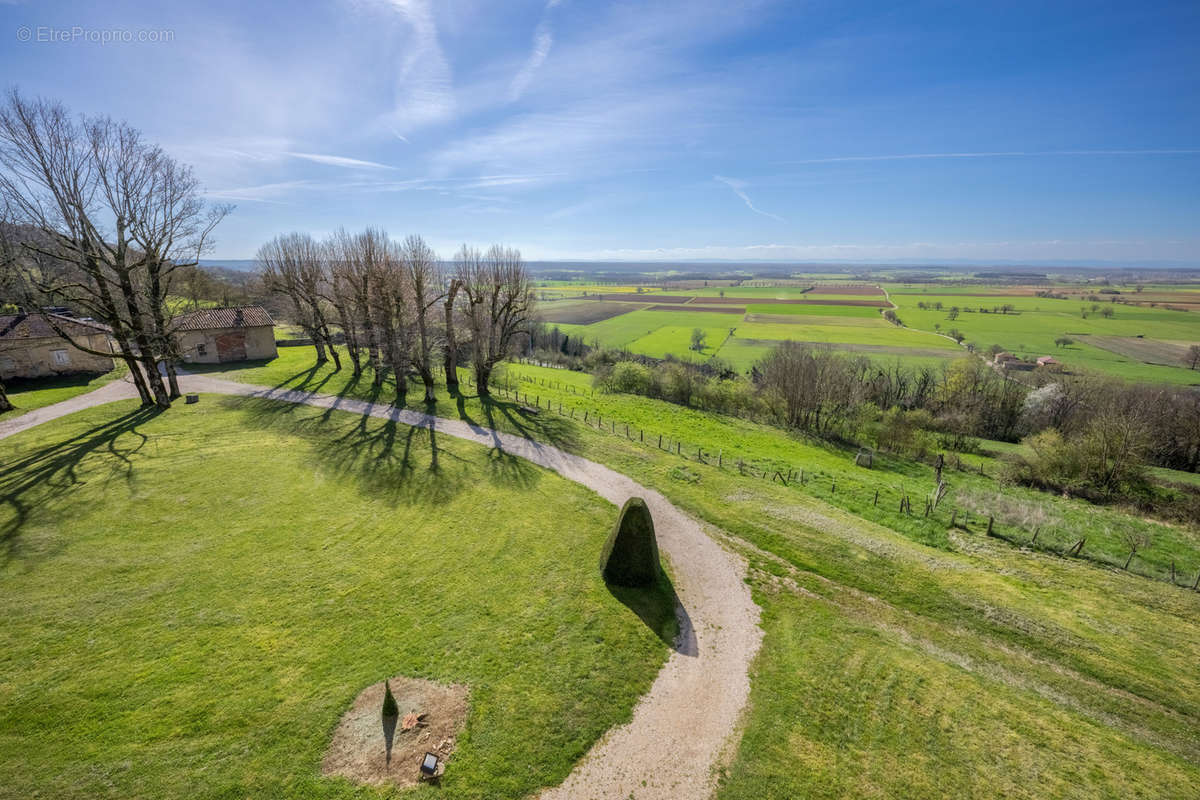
185;394;199;404
419;752;443;781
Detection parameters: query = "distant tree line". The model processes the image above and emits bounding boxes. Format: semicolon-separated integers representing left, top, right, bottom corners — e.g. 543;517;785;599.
543;337;1200;514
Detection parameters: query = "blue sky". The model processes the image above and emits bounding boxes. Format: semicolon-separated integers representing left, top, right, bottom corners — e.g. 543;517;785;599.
3;0;1199;263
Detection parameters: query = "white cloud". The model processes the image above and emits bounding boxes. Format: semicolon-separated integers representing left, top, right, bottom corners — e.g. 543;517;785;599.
714;175;784;222
382;0;457;131
509;20;554;102
284;151;396;170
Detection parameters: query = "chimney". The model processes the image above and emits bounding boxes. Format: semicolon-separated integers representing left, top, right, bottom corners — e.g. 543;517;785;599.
234;308;244;327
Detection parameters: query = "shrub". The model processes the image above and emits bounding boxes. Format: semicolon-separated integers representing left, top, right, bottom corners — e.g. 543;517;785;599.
600;497;661;587
604;361;656;395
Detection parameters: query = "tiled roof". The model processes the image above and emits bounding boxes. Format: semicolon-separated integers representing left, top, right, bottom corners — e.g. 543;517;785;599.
173;306;274;331
0;312;112;341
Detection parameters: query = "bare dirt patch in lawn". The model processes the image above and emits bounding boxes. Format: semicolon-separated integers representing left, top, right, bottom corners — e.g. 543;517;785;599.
539;300;645;325
322;675;469;789
692;296;889;307
805;285;885;296
1081;335;1198;366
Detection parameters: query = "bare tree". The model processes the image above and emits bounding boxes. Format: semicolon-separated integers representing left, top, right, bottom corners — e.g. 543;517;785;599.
131;147;230;398
328;227;386;388
0;90;226;408
459;245;535;395
367;233;413;406
258;232;341;371
325;231;366;378
1185;344;1200;371
444;247;477;394
400;235;445;402
1121;529;1152;570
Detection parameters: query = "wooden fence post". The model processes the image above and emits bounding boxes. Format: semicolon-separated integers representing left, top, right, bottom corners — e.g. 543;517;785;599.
950;509;958;527
873;490;879;507
986;516;994;536
658;433;663;449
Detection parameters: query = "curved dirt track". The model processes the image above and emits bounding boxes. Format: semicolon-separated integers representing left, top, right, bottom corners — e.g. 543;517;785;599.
0;371;763;800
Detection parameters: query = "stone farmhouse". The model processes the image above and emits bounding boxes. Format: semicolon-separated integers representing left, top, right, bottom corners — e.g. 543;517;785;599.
0;312;115;380
174;306;277;364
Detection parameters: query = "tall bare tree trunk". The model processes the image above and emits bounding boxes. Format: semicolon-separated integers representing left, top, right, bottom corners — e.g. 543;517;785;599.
165;361;181;398
444;280;460;393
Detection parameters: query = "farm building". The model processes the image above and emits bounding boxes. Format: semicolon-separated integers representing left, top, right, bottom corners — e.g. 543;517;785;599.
993;351;1035;371
174;306;277;364
1036;355;1062;370
0;312;115;380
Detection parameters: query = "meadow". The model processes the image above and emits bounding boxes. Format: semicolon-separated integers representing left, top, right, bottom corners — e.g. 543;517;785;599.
178;348;1200;797
535;279;1200;386
887;290;1200;385
0;397;672;799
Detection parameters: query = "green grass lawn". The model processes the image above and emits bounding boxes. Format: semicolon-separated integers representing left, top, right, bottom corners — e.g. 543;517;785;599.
0;398;672;799
10;347;1200;797
1;364;126;418
189;348;1200;586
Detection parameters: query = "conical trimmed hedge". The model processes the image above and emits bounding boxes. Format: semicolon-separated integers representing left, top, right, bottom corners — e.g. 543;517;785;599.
600;497;661;587
382;679;399;718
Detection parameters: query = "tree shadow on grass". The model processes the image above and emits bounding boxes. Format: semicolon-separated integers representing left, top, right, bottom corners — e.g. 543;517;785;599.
605;569;695;655
474;393;581;454
219;395;506;507
0;407;161;563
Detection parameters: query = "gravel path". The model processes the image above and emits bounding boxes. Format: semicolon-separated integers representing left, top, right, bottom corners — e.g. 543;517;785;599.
0;372;763;800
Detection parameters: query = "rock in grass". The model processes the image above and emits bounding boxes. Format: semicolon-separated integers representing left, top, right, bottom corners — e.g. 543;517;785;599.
600;497;661;587
382;680;399;718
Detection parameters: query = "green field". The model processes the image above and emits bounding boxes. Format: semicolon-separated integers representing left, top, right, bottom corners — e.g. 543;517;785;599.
0;397;671;799
537;280;1199;385
544;304;956;373
744;304;881;317
889;292;1200;384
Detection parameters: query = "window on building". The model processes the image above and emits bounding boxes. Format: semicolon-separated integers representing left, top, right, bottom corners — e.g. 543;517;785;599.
52;349;70;365
197;343;207;356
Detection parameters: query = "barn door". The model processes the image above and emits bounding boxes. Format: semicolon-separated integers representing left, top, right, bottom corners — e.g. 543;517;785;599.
215;331;247;362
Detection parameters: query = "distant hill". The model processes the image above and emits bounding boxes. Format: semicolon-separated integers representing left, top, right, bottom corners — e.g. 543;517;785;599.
200;259;258;272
